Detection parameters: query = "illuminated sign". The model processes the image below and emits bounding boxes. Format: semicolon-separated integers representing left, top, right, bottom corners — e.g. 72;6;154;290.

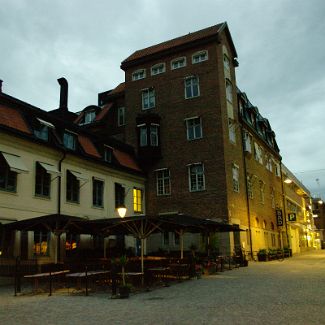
288;213;296;222
276;209;283;226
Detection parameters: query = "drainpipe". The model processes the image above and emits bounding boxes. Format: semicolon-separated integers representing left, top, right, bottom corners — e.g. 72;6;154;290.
280;161;290;250
240;127;254;260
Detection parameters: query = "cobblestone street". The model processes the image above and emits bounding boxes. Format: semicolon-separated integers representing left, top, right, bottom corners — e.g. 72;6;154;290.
1;250;324;325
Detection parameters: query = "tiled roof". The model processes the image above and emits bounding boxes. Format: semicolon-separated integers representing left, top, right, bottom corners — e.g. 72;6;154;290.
78;135;101;158
74;112;84;124
95;103;113;122
122;23;224;64
0;105;32;134
113;148;141;172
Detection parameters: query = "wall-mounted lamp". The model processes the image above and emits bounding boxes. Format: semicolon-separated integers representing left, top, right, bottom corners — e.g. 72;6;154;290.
117;205;127;218
284;178;292;184
318;200;323;205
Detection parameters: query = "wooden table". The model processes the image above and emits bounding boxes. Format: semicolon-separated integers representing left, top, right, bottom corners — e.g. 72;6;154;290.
66;270;110;296
24;270;70;295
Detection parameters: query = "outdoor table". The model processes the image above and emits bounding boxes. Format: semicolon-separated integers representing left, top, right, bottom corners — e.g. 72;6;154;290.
24;270;70;296
147;267;170;287
169;264;189;281
66;270;110;296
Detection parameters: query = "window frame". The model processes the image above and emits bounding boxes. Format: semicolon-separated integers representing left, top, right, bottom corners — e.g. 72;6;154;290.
232;164;240;193
84;110;96;124
184;76;200;99
133;188;143;213
35;162;51;198
132;69;146;81
156;168;171;196
151;63;166;76
192;50;208;64
188;163;205;192
117;107;126;126
66;170;80;203
171;57;186;70
142;88;156;110
63;131;76;150
0;155;17;192
228;118;236;144
92;178;104;208
33;231;50;256
226;79;233;103
223;54;230;71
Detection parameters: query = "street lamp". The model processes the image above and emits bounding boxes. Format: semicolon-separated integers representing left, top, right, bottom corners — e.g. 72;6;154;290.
117;204;127;218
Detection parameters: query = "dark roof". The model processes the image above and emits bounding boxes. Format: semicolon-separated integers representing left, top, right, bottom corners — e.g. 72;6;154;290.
121;22;236;68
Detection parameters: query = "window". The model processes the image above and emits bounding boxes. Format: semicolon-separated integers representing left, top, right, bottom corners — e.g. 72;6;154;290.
133;188;143;213
247;176;253;199
115;183;125;208
66;234;80;251
189;163;205;192
226;79;233;103
266;157;273;172
156;169;171;196
33;231;49;256
259;181;265;204
171;57;186;70
192;50;208;64
34;125;49;141
254;143;263;164
84;111;96;124
270;187;275;209
185;76;200;99
223;54;230;71
35;162;51;197
93;179;104;207
186;117;202;140
63;131;76;150
66;171;79;203
104;146;112;163
243;131;252;153
132;69;146;81
150;125;159;146
271;233;276;247
228;119;236;143
142;88;155;109
0;155;17;192
139;126;148;147
232;164;239;192
275;162;281;177
163;231;169;245
151;63;165;75
173;232;180;246
117;107;125;126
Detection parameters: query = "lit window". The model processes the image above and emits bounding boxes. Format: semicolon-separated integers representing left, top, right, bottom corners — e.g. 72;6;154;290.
185;76;200;99
192;50;208;64
93;179;104;207
133;188;143;213
84;111;96;124
142;88;155;109
66;171;79;203
117;107;125;126
228;119;236;143
189;163;205;192
66;234;79;251
232;164;239;192
156;169;171;196
186;117;202;140
33;231;49;256
63;131;76;150
132;69;146;81
223;54;230;71
151;63;165;76
35;162;51;197
226;79;233;103
171;57;186;70
0;154;17;192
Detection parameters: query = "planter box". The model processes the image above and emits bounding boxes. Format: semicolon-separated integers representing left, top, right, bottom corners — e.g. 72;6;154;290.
257;255;267;262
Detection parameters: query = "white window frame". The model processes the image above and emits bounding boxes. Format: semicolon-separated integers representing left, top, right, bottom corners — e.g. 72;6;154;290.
171;57;186;70
151;63;166;76
232;164;239;193
254;143;263;164
63;131;76;150
228;118;236;144
117;107;125;126
192;50;208;64
243;131;252;153
247;176;253;199
184;76;200;99
150;124;159;146
142;88;155;110
156;168;171;196
188;163;205;192
132;69;146;81
84;111;96;124
185;117;202;140
226;79;233;103
275;161;281;177
139;126;148;147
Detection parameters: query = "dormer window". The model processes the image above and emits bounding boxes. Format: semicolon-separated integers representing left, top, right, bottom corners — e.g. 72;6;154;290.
192;50;208;64
34;118;54;141
151;63;165;76
171;57;186;70
63;131;76;150
132;69;146;81
104;146;113;163
84;110;96;124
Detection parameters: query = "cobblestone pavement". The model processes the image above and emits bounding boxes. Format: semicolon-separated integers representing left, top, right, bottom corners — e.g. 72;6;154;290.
1;250;325;325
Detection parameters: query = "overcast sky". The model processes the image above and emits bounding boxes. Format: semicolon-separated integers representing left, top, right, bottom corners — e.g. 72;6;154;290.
1;0;324;197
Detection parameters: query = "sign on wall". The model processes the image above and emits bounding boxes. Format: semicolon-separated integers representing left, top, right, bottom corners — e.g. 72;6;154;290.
288;213;296;222
276;209;283;226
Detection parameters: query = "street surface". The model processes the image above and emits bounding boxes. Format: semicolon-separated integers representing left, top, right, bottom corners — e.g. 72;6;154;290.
0;250;324;324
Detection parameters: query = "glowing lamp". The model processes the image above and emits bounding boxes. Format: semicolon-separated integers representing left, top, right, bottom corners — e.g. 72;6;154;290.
117;205;127;218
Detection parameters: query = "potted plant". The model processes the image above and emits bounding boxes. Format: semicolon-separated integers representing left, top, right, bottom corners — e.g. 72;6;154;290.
268;249;277;260
118;255;130;298
257;249;268;262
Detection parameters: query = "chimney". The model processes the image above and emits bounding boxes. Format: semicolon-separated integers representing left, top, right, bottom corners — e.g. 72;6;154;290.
0;79;3;93
57;77;68;111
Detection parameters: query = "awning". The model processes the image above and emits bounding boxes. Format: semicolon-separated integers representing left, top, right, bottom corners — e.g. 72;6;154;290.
39;162;61;176
1;152;29;173
37;118;55;129
69;170;88;182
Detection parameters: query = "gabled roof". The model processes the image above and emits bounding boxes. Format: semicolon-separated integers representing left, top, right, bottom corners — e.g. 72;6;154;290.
121;22;236;68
